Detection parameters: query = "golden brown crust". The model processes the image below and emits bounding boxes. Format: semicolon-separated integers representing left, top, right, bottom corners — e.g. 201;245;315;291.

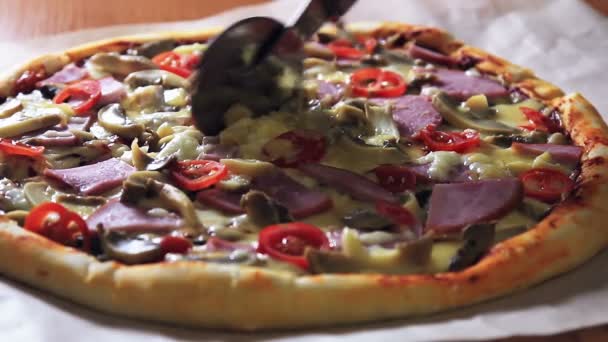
0;23;607;331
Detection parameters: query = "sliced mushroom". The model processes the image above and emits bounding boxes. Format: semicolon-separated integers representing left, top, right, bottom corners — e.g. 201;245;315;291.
131;139;175;171
306;248;361;274
448;223;495;272
155;129;202;161
342;208;393;230
303;41;335;60
362;102;400;146
217;174;250;192
122;85;167;114
99;229;163;264
0;111;63;138
98;104;145;139
220;158;276;178
432;92;518;134
5;210;28;225
323;134;408;173
44;140;111;169
88;53;156;77
484;130;548;148
23;181;104;217
129;39;177;58
333;102;366;125
124;70;189;90
240;190;292;227
0;98;23;118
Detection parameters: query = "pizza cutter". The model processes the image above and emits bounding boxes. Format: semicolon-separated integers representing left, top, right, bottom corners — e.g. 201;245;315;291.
191;0;357;136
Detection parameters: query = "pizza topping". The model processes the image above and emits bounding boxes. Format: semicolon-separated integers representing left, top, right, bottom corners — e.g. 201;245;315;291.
373;95;442;136
342;208;393;230
315;80;343;106
196;188;244;215
298;163;398;203
159;235;193;256
124;70;189;90
130;39;177;58
512;143;583;165
198;139;240;161
448;223;495;271
251;169;333;219
97;104;144;139
519;168;574;203
373;164;416;193
417;125;480;153
0;138;44;158
426;178;523;232
350;68;407;98
519;107;561;133
262;130;327;167
24;202;91;251
87;53;156;77
257;222;330;269
37;64;88;87
98;229;164;264
327;38;376;60
87;200;184;233
240;190;292;227
44;158;135;195
152;51;199;78
53;79;102;115
407;44;458;67
98;77;127;105
24;130;80;147
170;160;228;191
422;68;509;100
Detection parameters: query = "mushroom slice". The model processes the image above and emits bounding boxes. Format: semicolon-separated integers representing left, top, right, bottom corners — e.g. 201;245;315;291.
99;229;163;264
98;104;144;139
432;92;518;134
129;39;177;58
240;190;292;227
88;53;156;77
448;223;495;272
124;70;189;90
342;208;393;231
0;111;63;138
0;98;23;118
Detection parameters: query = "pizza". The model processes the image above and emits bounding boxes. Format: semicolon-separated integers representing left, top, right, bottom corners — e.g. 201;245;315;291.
0;22;606;331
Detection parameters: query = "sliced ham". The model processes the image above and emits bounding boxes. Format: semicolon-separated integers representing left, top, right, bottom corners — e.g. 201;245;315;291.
86;200;183;233
252;169;332;219
408;44;457;67
25;130;79;147
98;77;127;105
377;95;443;136
512;143;583;165
196;188;244;215
425;68;509;100
44;158;135;195
37;64;87;87
425;178;523;233
298;163;398;203
316;81;343;105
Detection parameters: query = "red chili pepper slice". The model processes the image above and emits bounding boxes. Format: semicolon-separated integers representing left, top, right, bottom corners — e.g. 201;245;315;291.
53;79;102;115
519;168;574;203
14;68;47;95
257;222;330;270
519;107;561;133
262;130;327;168
373;164;416;193
375;200;416;226
160;235;193;255
24;202;91;251
171;160;228;191
152;51;198;78
350;68;407;98
0;138;44;158
327;37;378;60
417;125;480;153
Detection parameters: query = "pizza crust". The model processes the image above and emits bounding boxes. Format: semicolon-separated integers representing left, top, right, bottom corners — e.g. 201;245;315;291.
0;23;607;330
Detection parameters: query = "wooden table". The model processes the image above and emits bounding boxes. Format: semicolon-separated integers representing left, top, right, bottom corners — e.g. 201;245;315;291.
0;1;606;341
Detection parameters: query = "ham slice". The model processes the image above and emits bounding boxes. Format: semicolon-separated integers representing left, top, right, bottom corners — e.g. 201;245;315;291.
196;188;244;215
198;137;239;161
408;44;457;67
298;163;398;203
98;77;127;105
252;169;332;219
512;143;583;165
316;81;343;105
86;200;183;233
37;64;87;87
44;158;135;195
425;68;509;100
380;95;443;136
425;178;523;233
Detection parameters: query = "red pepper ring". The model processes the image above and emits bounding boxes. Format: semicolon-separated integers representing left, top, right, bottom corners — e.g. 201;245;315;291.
519;107;561;133
160;235;193;256
519;168;574;203
350;68;407;98
24;202;91;252
53;79;102;115
171;160;228;191
262;130;327;168
152;51;198;78
257;223;330;270
375;200;416;227
0;138;44;158
326;37;378;60
417;125;480;153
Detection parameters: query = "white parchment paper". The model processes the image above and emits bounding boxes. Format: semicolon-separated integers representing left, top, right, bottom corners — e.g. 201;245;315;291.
1;1;607;341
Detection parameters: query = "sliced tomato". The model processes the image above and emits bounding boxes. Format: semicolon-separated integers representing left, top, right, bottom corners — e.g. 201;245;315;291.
24;202;91;251
257;222;330;270
417;125;480;153
519;107;561;133
171;160;228;191
262;130;327;167
350;68;406;98
160;235;192;255
374;164;416;193
519;168;574;203
53;79;102;115
152;51;198;78
375;200;416;226
0;138;44;158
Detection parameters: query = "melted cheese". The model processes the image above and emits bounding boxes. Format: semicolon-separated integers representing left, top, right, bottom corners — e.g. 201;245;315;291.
494;99;543;127
416;151;462;181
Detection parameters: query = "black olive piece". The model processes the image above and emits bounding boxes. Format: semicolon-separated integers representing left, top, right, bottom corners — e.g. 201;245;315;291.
415;189;433;209
39;85;59;99
448;223;495;272
486;130;549;148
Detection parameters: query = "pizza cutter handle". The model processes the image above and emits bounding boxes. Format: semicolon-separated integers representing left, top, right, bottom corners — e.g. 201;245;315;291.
288;0;357;39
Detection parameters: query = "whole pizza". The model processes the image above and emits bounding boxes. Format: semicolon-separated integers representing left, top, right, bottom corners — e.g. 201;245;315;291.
0;22;606;330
